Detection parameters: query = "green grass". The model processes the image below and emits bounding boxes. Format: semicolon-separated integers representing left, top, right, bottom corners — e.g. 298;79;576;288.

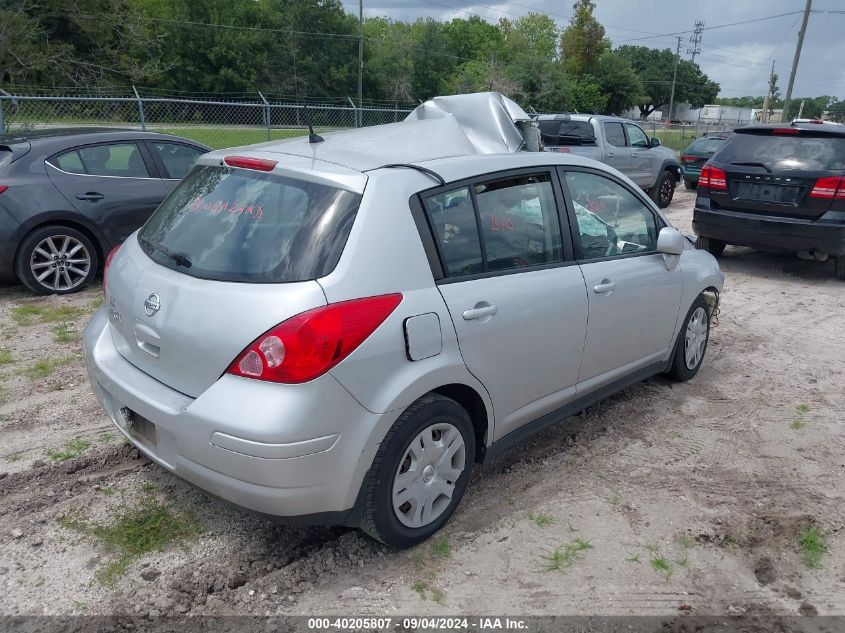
432;536;451;559
11;305;85;326
100;486;116;496
8;452;21;463
650;555;673;580
799;524;828;569
791;419;806;430
46;438;91;461
152;126;311;150
431;587;446;604
676;533;696;549
88;296;104;311
544;538;592;572
140;482;159;494
648;129;701;152
529;511;554;527
25;355;75;379
59;498;204;585
0;348;13;365
52;324;77;344
796;404;811;414
411;579;428;597
626;552;641;563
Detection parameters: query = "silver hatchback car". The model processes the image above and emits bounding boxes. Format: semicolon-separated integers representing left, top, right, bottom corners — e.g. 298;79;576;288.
84;105;724;548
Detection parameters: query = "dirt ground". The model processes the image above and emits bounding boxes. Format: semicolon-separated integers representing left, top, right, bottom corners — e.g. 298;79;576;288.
1;188;843;619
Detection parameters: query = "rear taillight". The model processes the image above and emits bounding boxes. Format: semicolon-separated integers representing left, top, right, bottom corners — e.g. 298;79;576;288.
227;293;403;384
0;186;8;195
699;164;727;190
223;156;277;172
103;243;122;294
809;176;845;199
680;155;695;163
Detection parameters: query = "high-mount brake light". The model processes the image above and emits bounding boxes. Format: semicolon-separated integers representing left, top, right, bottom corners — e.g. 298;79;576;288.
227;294;403;384
223;156;278;172
773;128;800;135
699;164;727;190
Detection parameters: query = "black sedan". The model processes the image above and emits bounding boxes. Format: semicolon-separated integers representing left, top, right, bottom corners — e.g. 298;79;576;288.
0;128;209;294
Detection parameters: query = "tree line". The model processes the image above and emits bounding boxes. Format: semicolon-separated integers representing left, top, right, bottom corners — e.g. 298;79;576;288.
15;0;822;121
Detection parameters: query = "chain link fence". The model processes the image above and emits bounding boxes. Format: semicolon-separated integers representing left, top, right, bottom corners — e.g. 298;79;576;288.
0;90;415;149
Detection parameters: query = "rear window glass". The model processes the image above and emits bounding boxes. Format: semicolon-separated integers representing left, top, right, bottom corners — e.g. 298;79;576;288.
715;132;845;170
539;120;596;146
138;165;361;283
688;137;726;154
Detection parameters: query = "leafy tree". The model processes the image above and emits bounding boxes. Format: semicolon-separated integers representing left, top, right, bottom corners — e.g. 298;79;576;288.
593;51;642;114
560;0;609;77
768;71;781;104
617;44;719;118
0;1;72;86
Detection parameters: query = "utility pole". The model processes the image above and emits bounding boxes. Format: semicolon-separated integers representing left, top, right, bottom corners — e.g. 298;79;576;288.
688;20;704;62
762;60;775;123
783;0;812;122
667;36;682;125
357;0;364;128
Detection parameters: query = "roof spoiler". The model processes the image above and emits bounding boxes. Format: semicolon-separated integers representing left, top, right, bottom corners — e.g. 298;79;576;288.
405;92;541;153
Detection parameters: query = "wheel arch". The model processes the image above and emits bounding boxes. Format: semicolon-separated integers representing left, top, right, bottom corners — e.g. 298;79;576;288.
429;383;490;463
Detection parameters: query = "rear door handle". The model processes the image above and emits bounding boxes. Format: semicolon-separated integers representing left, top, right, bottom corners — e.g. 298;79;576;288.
76;192;104;201
593;280;616;294
462;304;498;320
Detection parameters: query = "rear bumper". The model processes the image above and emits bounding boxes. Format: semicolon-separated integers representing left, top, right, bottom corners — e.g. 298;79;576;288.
82;307;398;522
693;206;845;256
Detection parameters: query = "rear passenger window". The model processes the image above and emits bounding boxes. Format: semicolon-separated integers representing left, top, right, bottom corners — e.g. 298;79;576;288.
424;187;484;276
52;150;85;174
423;173;563;277
78;143;149;178
604;122;626;147
474;175;562;270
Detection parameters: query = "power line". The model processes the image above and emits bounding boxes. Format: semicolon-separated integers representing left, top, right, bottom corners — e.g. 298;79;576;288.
616;11;804;43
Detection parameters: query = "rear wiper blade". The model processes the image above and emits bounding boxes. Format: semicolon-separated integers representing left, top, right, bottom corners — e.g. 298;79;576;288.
138;236;192;268
730;161;772;173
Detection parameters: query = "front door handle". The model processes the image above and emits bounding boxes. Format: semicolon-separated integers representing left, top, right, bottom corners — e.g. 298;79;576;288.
593;280;616;294
76;192;104;201
462;304;498;320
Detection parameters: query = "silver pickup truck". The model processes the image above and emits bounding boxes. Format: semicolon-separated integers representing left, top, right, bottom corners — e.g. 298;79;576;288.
538;114;682;208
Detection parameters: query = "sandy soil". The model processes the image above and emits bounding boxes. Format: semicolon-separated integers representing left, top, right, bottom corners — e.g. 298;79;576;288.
1;189;843;620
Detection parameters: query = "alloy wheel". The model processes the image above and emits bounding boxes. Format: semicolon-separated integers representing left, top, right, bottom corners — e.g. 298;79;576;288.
29;235;92;292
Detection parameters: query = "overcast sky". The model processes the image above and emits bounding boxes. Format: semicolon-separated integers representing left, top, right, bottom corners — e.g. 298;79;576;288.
339;0;844;100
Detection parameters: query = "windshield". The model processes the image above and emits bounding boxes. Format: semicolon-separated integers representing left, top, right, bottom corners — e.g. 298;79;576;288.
714;132;845;170
539;120;596;146
138;165;362;283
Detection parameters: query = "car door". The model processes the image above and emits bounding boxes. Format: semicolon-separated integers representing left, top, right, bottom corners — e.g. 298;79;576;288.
145;141;207;192
624;123;655;187
602;121;632;176
421;169;589;441
558;167;683;394
46;141;167;246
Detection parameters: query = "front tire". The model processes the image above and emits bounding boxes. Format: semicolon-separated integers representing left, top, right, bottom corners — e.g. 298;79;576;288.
15;226;99;295
695;236;726;257
359;393;475;548
666;294;711;382
651;170;676;208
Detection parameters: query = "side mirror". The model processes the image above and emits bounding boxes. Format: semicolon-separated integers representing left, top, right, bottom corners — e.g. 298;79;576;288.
650;137;662;147
657;227;685;255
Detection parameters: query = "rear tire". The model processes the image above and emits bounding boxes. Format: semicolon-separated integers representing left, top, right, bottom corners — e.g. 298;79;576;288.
684;178;697;190
666;294;711;382
359;393;475;549
695;235;726;257
15;225;99;295
650;170;676;208
836;256;845;280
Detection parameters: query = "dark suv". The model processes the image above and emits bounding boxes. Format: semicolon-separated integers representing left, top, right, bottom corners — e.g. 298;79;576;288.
693;122;845;279
0;128;208;294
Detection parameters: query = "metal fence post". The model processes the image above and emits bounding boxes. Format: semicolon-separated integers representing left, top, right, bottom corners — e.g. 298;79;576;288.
259;91;271;141
0;97;5;134
132;86;146;130
347;96;359;128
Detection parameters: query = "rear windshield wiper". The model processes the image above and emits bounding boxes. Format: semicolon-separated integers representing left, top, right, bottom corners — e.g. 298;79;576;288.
138;236;192;268
730;161;772;173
